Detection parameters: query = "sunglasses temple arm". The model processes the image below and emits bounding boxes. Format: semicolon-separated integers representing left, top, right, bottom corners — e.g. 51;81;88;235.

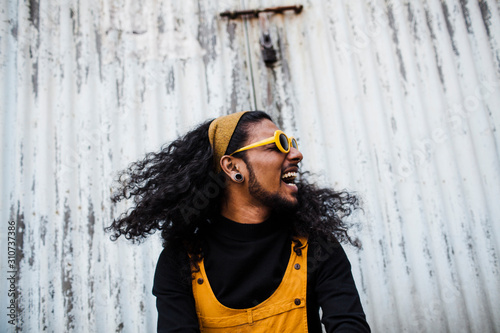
230;137;276;155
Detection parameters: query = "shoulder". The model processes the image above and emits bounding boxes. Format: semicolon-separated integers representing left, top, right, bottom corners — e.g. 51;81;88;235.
156;246;188;270
153;246;192;295
306;234;352;278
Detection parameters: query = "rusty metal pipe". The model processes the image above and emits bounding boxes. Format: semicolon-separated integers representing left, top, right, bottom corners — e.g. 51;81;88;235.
220;5;303;19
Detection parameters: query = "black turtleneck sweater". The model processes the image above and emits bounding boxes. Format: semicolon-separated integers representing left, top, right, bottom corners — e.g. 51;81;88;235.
153;216;370;332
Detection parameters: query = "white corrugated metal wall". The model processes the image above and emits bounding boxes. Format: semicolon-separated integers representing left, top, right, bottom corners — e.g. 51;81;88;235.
1;0;499;332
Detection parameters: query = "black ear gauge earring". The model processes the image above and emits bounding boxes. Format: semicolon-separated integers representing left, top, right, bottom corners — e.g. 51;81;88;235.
234;173;244;183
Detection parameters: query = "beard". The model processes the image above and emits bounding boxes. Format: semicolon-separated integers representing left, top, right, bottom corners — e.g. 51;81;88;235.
246;162;298;212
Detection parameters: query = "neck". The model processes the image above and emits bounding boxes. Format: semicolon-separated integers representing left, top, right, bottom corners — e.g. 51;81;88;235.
220;195;271;224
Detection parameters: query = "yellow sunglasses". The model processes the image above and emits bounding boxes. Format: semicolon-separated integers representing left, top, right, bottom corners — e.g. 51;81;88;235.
230;130;298;155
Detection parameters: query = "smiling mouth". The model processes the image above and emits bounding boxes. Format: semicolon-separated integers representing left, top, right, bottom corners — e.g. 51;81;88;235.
281;171;298;186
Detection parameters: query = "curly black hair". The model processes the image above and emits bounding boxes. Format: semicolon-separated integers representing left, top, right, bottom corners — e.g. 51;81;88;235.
107;111;361;269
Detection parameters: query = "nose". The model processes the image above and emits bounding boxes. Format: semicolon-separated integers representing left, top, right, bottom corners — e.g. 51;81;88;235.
287;146;303;163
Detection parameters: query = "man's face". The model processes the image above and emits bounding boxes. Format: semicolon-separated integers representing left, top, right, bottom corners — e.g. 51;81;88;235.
240;119;303;210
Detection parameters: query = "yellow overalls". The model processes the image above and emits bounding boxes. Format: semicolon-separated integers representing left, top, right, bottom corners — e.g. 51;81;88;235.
191;238;308;332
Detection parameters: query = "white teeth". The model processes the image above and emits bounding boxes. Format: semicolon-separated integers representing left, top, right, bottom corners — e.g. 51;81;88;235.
281;172;298;179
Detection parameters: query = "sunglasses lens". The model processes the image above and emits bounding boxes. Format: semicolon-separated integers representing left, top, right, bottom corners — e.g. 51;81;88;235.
291;138;298;149
279;133;289;151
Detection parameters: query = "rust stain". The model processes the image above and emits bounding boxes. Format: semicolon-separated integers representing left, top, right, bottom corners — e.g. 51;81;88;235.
40;215;48;246
165;68;175;94
13;203;25;269
11;203;25;329
398;232;410;276
459;0;473;34
88;200;95;243
478;0;492;37
31;59;38;99
387;3;407;83
275;30;297;131
71;2;87;94
140;76;146;103
62;200;75;331
197;2;217;103
10;19;18;40
87;199;96;322
230;68;239;112
95;30;103;81
422;238;434;278
197;3;217;63
28;0;40;31
405;3;419;40
378;239;387;269
158;15;165;33
440;1;459;56
227;21;237;44
116;322;124;332
391;117;397;133
424;8;446;87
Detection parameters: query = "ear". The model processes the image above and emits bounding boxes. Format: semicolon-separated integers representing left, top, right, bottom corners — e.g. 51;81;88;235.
220;155;240;179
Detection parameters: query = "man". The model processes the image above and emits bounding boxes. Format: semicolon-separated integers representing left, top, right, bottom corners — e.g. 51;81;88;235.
108;111;370;332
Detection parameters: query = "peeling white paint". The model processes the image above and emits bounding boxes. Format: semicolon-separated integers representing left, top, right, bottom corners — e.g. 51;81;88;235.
1;0;499;332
